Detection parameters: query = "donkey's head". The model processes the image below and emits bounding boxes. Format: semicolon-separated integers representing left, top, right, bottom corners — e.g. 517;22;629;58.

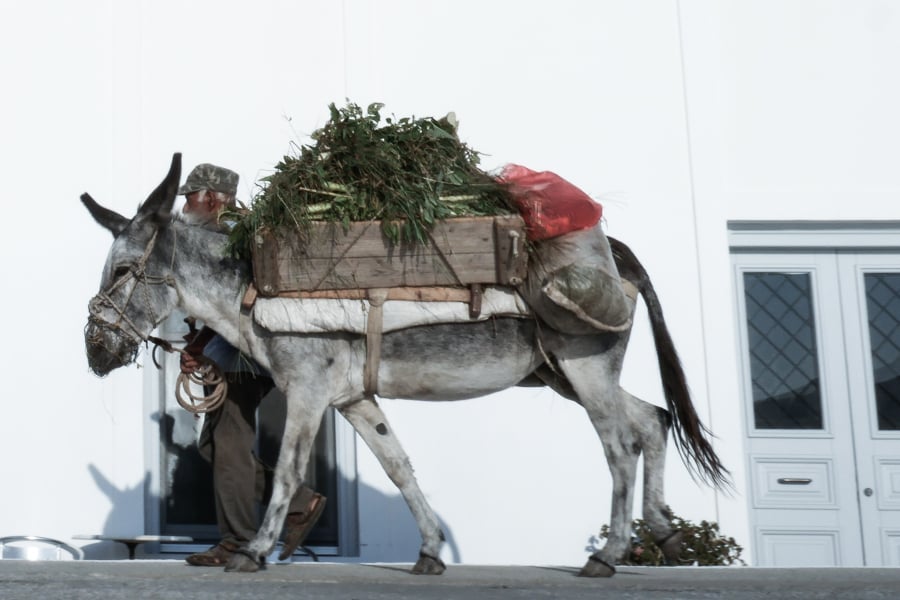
83;153;182;376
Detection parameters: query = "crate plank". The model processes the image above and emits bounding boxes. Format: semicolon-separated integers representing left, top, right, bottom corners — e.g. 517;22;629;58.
252;215;527;295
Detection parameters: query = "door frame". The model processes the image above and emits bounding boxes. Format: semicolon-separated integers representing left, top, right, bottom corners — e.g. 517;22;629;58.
729;220;900;566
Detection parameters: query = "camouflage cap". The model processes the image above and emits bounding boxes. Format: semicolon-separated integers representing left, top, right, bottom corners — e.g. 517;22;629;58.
178;163;239;195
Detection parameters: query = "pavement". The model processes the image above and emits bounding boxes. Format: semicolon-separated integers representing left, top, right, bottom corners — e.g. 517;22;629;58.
1;560;899;599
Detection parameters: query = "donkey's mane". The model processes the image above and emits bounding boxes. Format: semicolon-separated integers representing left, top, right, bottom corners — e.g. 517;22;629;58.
169;216;251;275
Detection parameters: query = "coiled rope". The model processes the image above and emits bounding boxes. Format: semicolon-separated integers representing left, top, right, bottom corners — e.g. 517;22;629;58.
148;335;227;414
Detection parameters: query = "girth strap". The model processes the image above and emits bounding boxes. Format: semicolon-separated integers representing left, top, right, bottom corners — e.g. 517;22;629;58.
363;288;389;397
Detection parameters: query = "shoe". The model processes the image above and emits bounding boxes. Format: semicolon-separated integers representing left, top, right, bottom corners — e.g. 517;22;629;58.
185;541;237;567
279;493;327;560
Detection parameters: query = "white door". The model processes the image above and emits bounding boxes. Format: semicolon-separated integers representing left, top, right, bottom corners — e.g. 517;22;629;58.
734;251;900;566
837;253;900;566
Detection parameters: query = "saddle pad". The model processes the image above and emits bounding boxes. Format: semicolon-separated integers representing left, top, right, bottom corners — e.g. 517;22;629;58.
252;286;532;334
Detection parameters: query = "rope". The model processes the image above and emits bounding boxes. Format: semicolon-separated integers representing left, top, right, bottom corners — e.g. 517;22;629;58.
148;336;227;414
175;361;227;414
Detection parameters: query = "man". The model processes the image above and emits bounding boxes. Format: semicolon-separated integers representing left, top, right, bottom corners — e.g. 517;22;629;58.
177;163;326;567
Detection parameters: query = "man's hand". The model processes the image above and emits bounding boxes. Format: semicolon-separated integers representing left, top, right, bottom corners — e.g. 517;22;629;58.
180;351;203;374
181;321;215;374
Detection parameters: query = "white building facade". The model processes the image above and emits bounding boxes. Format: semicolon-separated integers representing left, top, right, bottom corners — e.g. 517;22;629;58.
1;1;898;567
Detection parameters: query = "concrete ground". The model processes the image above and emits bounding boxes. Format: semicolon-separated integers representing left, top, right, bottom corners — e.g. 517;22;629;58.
0;560;898;600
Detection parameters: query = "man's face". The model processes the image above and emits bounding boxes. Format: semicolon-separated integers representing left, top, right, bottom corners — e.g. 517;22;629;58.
182;190;217;225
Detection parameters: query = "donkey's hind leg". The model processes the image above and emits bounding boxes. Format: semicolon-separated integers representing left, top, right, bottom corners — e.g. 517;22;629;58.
553;331;646;577
552;359;636;576
578;388;641;577
626;390;683;565
339;397;447;575
578;387;681;575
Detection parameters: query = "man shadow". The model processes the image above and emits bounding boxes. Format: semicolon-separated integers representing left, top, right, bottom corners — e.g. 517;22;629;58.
155;411;216;528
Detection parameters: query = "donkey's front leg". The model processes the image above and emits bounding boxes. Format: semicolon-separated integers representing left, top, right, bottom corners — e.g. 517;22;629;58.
226;398;327;573
339;398;447;574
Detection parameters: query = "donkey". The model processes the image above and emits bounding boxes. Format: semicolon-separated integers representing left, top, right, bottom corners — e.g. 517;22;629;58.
83;153;728;576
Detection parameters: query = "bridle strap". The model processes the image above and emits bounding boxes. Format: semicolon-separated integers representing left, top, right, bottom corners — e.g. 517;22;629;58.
90;224;226;413
89;229;174;344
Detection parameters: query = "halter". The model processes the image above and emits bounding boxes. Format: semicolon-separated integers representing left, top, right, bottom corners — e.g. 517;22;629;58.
86;224;227;413
87;229;175;348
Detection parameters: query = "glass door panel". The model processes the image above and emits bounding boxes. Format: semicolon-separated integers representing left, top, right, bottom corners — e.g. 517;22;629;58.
863;273;900;431
744;272;823;430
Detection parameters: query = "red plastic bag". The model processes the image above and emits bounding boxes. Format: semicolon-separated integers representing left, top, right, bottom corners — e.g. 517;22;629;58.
498;164;602;240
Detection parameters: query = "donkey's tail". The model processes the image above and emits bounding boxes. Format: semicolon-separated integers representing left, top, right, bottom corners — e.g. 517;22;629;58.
608;236;731;490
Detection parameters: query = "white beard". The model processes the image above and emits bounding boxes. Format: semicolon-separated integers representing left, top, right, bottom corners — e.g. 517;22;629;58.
181;210;229;232
180;210;213;227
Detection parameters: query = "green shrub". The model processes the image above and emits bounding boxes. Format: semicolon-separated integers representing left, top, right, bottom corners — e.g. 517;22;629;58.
597;511;745;566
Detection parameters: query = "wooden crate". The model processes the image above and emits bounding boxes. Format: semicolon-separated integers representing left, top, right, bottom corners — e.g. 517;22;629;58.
251;214;528;296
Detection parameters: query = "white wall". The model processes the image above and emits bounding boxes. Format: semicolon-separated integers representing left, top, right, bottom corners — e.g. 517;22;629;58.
680;0;900;557
1;0;895;566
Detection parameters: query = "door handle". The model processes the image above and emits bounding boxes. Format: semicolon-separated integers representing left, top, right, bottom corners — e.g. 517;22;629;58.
777;477;812;485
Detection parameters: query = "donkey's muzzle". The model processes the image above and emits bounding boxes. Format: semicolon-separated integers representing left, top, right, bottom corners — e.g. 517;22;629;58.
84;318;140;376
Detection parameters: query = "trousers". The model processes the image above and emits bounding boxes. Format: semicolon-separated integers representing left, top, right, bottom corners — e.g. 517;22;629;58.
198;372;314;546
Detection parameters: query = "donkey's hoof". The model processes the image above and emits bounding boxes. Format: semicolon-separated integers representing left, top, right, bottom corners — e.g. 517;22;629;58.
225;548;264;573
657;530;684;565
579;555;616;577
411;553;446;575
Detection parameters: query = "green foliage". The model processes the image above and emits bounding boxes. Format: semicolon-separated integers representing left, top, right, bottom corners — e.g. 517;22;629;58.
226;102;514;258
598;511;745;566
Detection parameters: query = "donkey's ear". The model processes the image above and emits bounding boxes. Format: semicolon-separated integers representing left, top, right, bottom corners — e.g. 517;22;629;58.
82;193;129;237
138;152;182;220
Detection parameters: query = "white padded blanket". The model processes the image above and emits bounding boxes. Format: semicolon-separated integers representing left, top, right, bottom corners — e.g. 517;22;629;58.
252;286;532;334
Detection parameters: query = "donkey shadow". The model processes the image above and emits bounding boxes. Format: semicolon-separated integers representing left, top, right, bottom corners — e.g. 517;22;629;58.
79;465;152;559
83;405;461;564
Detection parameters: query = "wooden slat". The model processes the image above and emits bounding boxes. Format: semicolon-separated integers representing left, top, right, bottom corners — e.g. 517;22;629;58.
252;215;528;295
267;219;495;259
272;286;473;302
273;252;498;289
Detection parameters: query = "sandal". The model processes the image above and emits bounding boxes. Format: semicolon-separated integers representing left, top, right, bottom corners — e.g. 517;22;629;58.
185;541;237;567
279;493;327;560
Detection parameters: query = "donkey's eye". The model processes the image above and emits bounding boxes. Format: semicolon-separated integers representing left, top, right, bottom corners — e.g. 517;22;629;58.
113;266;131;279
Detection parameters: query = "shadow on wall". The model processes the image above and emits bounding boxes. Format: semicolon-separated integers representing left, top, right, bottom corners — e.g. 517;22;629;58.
79;465;150;559
80;382;463;562
81;462;461;564
354;472;461;565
